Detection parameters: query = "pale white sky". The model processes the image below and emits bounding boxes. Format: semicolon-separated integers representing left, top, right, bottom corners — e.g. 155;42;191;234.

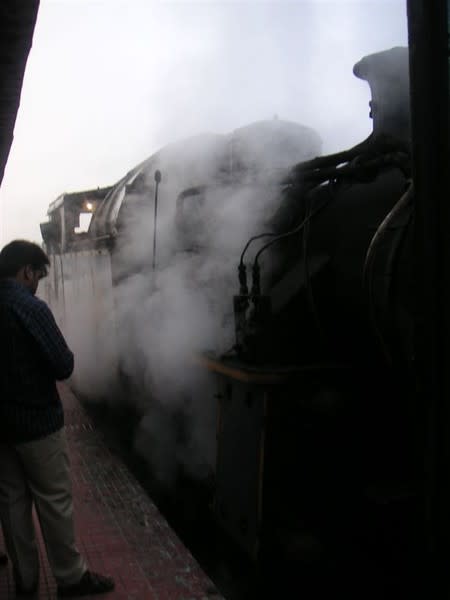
0;0;407;246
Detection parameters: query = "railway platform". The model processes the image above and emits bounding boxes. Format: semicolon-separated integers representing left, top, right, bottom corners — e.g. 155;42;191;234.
0;384;223;599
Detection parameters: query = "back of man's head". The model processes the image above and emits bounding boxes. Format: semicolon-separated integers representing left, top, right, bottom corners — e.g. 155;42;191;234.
0;240;50;279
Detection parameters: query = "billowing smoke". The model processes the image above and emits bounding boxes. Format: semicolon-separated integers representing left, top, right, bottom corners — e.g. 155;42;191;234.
46;119;321;488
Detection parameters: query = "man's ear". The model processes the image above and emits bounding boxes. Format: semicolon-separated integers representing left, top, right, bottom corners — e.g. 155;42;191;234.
23;265;34;281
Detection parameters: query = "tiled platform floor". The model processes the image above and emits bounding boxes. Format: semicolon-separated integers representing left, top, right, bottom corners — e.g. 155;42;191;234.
0;383;224;599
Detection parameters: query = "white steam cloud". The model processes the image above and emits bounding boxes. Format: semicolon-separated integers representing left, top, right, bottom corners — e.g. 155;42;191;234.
30;2;407;489
46;120;320;487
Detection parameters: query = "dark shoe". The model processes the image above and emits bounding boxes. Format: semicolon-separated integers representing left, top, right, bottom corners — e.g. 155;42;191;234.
13;568;39;598
15;581;39;597
14;567;39;597
57;570;115;597
0;551;7;565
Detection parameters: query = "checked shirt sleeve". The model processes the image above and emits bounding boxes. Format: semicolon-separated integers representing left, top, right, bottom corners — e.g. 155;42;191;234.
25;299;74;380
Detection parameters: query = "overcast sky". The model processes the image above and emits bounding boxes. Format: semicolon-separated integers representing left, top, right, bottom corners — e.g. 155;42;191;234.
0;0;407;246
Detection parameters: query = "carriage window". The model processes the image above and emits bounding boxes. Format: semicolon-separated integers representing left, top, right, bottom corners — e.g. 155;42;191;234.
74;212;93;234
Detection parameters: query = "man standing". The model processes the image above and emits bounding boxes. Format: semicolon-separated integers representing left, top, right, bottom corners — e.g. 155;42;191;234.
0;240;114;597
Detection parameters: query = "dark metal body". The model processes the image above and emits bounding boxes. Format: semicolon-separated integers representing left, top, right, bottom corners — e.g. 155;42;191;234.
208;7;450;593
209;42;440;594
204;353;419;597
234;165;413;368
408;0;450;595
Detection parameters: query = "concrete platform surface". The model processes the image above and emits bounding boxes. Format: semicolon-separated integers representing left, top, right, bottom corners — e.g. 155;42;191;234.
0;383;224;599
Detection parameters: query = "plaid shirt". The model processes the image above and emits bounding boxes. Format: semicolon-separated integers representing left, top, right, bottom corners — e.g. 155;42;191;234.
0;279;74;443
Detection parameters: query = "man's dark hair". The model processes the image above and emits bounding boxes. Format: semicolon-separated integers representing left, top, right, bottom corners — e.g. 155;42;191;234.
0;240;50;278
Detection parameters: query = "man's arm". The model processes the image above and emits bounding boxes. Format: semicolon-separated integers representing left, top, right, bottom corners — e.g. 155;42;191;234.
25;300;74;380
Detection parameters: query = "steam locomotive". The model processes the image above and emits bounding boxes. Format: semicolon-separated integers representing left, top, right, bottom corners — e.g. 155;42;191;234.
198;46;418;596
41;46;418;597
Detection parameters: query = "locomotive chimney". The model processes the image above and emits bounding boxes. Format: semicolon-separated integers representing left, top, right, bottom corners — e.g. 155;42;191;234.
353;46;411;145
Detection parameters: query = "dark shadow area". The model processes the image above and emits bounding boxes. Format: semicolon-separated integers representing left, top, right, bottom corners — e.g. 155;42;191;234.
81;369;423;600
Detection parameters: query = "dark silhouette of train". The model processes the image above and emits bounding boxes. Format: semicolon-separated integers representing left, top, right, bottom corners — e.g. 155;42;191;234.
41;46;418;598
233;46;412;368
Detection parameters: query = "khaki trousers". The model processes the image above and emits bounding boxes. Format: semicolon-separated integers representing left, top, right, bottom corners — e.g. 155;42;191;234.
0;428;86;588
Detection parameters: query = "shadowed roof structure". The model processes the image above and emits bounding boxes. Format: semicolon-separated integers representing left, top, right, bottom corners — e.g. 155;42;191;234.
0;0;40;187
